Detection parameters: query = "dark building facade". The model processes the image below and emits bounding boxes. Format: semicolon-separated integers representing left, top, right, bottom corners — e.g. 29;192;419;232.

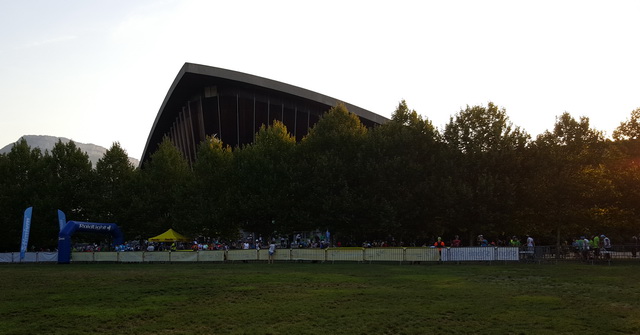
141;63;388;164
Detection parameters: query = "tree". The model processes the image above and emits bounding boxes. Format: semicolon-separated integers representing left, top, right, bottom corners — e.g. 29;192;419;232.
442;102;530;245
37;140;94;247
363;100;443;244
530;112;607;252
537;113;604;150
192;136;236;240
232;121;298;240
47;139;94;214
298;103;369;244
613;107;640;141
604;108;640;240
93;142;137;229
135;137;193;237
0;139;46;251
603;147;640;240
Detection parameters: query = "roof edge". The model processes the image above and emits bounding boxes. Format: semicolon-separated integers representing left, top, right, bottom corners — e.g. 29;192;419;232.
140;63;389;165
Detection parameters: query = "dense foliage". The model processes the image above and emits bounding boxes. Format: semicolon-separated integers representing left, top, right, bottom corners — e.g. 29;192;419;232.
1;102;640;251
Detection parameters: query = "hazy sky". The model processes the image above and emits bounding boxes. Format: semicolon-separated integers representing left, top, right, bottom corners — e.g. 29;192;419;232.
1;0;639;159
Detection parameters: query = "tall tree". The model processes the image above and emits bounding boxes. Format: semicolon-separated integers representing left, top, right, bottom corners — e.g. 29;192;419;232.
298;103;369;244
232;121;297;240
603;107;640;240
93;142;137;228
0;139;46;251
192;136;236;240
530;112;606;251
364;100;443;244
135;137;193;238
37;140;94;247
603;145;640;240
442;102;530;245
47;139;94;216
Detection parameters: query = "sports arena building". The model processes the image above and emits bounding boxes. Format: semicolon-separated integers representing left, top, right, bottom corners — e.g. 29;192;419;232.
141;63;388;164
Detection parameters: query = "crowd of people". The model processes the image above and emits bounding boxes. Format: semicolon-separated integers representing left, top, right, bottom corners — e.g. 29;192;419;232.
571;234;613;260
70;231;640;262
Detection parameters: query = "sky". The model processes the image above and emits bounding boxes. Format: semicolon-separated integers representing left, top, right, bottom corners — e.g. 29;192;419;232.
1;0;639;160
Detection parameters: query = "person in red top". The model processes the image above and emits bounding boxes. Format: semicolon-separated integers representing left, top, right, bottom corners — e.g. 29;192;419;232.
451;235;462;247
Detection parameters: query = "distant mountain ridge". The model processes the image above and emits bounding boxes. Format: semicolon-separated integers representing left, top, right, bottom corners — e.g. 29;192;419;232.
0;135;140;168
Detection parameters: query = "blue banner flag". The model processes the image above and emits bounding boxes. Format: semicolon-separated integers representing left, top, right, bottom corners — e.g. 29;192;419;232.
20;207;33;260
57;210;66;231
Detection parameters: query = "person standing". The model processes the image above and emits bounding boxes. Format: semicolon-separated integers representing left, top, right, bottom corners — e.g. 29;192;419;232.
268;241;277;264
577;237;586;260
478;235;488;247
526;235;535;260
592;235;601;259
433;237;446;262
451;235;462;247
602;235;612;260
583;236;591;260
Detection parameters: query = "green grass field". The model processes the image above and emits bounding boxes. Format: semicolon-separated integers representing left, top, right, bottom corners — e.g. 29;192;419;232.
1;262;639;334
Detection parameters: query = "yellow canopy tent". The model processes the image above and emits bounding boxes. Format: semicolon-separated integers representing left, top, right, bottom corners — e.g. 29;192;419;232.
148;229;191;242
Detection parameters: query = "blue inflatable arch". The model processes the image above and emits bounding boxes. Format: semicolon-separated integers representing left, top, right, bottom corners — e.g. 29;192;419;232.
58;221;124;264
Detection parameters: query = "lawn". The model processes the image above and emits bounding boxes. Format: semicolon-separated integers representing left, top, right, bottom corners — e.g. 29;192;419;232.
1;262;639;334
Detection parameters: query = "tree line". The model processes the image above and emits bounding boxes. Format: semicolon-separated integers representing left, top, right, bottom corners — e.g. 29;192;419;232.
2;101;640;252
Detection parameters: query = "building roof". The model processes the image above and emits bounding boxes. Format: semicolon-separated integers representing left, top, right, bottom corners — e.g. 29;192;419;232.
141;63;388;164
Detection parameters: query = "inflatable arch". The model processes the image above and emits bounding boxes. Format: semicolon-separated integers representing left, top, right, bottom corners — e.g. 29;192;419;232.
58;221;124;264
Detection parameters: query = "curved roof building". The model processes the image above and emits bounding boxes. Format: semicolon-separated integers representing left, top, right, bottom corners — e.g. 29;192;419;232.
141;63;388;164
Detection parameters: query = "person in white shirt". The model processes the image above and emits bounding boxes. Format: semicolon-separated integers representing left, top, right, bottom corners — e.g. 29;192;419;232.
602;235;612;260
268;242;277;264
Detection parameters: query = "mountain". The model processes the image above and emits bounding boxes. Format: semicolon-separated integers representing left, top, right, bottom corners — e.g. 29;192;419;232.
0;135;140;168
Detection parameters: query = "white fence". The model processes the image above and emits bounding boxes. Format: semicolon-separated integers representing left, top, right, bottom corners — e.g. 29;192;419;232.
0;252;58;263
0;247;520;263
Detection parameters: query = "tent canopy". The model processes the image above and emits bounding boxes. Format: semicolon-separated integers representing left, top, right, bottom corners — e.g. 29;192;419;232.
148;228;191;242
